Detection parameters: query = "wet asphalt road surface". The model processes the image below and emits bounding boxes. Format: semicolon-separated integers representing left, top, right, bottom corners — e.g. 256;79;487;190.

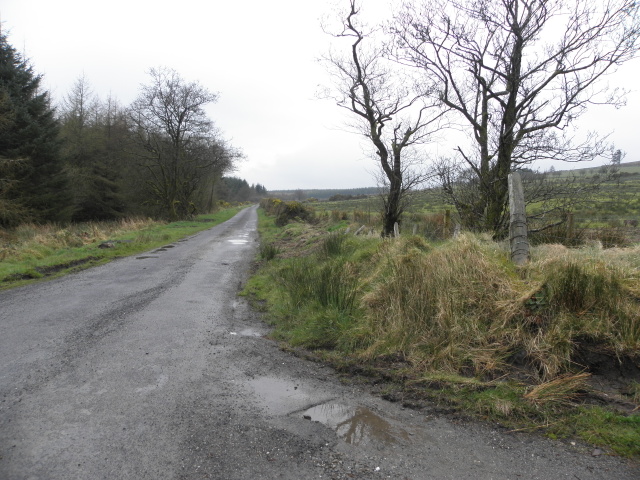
1;206;638;479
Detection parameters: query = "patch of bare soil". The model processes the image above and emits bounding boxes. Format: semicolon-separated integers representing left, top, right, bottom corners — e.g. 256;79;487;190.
573;344;640;414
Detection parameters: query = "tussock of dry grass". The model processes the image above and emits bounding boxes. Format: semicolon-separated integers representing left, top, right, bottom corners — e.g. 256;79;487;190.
0;218;156;262
361;234;518;373
255;216;639;382
358;234;640;380
524;372;592;406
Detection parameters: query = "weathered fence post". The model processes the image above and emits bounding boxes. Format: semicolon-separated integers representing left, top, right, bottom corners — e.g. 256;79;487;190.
508;172;529;266
566;212;575;244
444;209;451;237
394;222;400;238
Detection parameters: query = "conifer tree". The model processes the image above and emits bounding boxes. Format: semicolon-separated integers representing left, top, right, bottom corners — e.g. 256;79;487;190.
59;76;125;221
0;32;71;225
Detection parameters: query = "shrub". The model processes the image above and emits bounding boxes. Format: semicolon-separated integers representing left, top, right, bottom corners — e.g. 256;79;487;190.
587;226;630;248
259;198;315;226
529;222;586;247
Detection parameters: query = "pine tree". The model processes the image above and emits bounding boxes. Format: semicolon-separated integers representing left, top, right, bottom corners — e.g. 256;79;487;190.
71;162;122;221
0;32;71;225
59;77;125;221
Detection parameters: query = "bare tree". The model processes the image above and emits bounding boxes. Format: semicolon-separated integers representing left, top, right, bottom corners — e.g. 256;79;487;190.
59;74;101;167
396;0;640;236
128;68;237;220
322;0;445;236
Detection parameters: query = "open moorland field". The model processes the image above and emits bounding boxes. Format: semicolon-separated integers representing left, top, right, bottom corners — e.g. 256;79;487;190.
308;163;640;245
245;195;640;460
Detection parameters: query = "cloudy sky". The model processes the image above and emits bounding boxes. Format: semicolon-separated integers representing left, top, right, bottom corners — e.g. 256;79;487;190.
2;0;640;191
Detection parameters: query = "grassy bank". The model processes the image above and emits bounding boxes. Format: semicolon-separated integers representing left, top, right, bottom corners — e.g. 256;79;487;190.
245;208;640;458
0;206;244;289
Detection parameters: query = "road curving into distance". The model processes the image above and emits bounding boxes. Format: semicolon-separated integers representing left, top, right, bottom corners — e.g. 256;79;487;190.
1;205;638;479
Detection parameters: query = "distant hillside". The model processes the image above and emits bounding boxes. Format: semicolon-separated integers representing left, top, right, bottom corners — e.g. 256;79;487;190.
268;187;380;200
560;160;640;176
267;162;640;200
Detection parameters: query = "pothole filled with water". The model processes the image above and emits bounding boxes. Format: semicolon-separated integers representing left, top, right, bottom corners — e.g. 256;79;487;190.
247;376;414;447
248;376;333;416
300;402;411;447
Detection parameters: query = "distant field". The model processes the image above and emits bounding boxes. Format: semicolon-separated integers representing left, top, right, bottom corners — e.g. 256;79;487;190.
269;187;380;201
301;162;640;227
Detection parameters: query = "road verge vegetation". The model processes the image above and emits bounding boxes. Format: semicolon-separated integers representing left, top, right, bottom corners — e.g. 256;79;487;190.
244;204;640;458
0;207;244;289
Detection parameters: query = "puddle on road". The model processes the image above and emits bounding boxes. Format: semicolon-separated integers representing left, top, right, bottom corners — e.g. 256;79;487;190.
136;255;159;259
237;328;262;337
301;402;411;446
228;239;249;245
249;376;332;416
228;232;251;245
248;376;412;447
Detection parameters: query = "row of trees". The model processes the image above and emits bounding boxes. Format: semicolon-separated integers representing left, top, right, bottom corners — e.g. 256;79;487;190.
323;0;640;237
0;33;250;227
215;177;267;203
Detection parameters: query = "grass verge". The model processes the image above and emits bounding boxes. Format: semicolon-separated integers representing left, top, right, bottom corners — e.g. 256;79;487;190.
243;208;640;459
0;207;244;289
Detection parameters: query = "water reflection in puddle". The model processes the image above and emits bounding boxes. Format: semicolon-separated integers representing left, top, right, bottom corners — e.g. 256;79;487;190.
301;402;410;446
228;239;249;245
228;232;250;245
238;328;262;337
249;377;320;415
248;376;412;447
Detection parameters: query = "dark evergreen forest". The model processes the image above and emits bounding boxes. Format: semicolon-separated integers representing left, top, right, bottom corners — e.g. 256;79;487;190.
0;34;263;227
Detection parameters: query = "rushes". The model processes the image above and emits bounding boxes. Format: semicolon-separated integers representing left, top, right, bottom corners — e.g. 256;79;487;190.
278;257;358;314
321;232;349;257
259;243;280;261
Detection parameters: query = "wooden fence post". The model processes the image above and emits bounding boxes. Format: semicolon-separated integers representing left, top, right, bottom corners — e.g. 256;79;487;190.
444;209;451;238
566;212;575;244
508;172;529;266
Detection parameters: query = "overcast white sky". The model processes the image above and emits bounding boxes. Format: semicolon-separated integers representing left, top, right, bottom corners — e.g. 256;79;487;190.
2;0;640;191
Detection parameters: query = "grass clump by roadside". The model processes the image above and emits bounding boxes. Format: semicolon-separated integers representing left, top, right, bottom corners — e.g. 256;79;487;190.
0;207;244;288
244;207;640;458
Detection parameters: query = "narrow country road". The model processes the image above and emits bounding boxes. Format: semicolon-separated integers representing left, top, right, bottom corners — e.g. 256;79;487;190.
0;206;637;479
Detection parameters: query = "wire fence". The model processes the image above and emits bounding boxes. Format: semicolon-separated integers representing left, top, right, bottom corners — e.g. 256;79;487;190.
328;206;640;247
